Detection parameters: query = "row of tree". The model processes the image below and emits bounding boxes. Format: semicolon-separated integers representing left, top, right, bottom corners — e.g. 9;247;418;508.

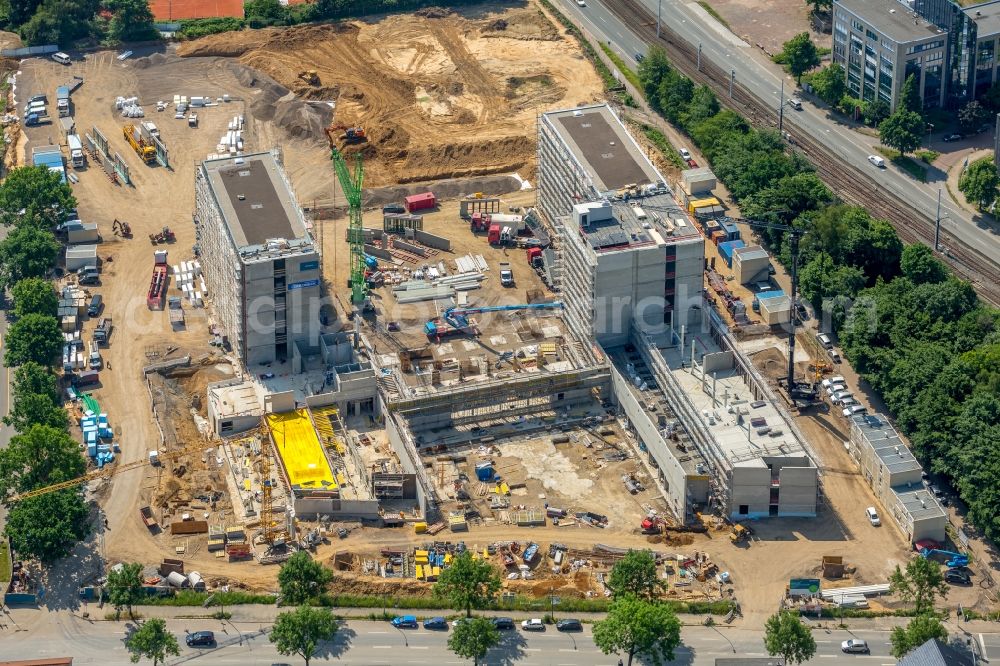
0;166;92;562
2;0;158;47
637;47;1000;543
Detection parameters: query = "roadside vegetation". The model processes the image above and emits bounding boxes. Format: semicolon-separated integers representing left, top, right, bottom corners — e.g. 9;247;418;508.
636;45;1000;544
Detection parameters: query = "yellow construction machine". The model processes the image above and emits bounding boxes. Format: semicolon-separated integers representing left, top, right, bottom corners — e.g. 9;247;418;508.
298;70;320;85
123;123;156;163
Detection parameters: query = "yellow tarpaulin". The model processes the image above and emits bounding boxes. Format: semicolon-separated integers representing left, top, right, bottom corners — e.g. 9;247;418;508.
266;410;337;489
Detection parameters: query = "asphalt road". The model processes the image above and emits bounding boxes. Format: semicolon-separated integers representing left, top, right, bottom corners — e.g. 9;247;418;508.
559;0;1000;268
0;615;933;664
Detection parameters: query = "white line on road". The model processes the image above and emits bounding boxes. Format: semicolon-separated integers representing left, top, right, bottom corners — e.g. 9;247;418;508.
372;645;392;649
410;646;429;650
981;633;989;661
818;655;836;659
525;648;542;652
559;648;577;652
368;631;388;634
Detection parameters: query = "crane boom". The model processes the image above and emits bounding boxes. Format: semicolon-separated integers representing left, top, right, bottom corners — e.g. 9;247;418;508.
326;133;366;305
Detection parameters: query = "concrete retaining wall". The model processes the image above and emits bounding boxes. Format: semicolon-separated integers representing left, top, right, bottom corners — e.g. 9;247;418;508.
412;229;452;251
393;239;427;257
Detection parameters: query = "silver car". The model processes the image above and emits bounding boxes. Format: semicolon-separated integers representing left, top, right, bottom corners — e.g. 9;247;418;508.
842;639;869;653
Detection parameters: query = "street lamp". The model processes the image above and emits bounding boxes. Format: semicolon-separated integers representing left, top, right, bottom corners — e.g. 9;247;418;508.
927;122;934;149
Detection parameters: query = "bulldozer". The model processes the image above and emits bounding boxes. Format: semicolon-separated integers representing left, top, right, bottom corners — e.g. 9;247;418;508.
298;70;320;85
729;523;752;544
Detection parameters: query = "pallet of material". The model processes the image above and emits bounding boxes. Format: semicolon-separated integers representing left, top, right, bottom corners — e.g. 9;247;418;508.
513;510;546;527
225;525;245;540
425;521;446;535
207;538;226;552
396;286;455;304
170;520;209;535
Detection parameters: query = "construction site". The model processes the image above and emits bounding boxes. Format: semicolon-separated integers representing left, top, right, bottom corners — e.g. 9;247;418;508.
9;0;989;622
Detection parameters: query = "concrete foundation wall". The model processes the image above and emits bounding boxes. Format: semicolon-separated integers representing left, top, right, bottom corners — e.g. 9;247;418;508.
364;244;393;261
702;351;733;374
412;229;452;251
729;464;771;518
393;239;427;257
386;411;430;518
293;496;381;519
777;465;818;516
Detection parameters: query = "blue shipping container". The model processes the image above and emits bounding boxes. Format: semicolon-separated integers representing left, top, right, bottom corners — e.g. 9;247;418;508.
718;240;746;267
756;289;785;301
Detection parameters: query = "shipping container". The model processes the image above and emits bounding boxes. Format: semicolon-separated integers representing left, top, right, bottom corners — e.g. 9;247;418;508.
718;240;746;267
404;191;436;213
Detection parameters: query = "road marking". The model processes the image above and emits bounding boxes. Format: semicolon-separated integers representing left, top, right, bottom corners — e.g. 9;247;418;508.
525;648;542;652
818;655;836;659
981;633;989;661
368;631;388;634
372;645;392;649
559;648;576;652
410;646;429;650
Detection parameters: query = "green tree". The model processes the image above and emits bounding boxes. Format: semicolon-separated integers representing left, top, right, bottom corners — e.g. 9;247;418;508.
245;0;287;23
900;245;949;284
879;110;924;156
763;611;816;665
3;390;68;432
805;0;831;13
11;277;58;318
105;0;159;42
4;488;90;562
447;616;500;666
862;99;890;127
889;556;949;614
593;595;682;666
607;550;664;599
0;225;61;289
270;605;338;666
958;156;1000;209
686;85;720;125
0;424;86;501
779;33;820;84
7;0;45;27
890;614;948;658
958;100;989;133
125;617;180;665
433;550;501;618
11;361;60;404
3;313;62;367
637;46;672;109
277;550;333;605
899;74;922;114
809;63;846;107
0;165;76;228
107;562;145;620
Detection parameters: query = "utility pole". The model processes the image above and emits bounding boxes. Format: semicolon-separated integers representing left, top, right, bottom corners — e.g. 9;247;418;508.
657;0;661;38
698;43;702;71
935;188;942;252
729;70;735;98
778;80;785;132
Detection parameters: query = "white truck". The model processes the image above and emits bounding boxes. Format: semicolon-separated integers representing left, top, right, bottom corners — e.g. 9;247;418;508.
499;262;514;287
67;134;84;168
141;121;160;141
88;340;102;369
56;85;70;117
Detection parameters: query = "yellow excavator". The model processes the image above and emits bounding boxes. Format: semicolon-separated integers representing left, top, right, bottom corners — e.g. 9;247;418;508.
123;123;155;164
298;70;320;85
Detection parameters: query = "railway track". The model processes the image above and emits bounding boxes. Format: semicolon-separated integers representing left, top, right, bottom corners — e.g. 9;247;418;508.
598;0;1000;305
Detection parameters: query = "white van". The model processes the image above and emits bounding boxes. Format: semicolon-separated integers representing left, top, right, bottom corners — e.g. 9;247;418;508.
52;52;71;65
867;154;886;168
865;507;880;526
787;98;802;110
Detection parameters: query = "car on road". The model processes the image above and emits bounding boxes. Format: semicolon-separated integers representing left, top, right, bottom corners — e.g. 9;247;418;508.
943;133;964;142
867;154;885;168
451;618;471;628
576;0;586;5
842;639;870;654
679;147;691;160
865;507;881;526
556;619;583;632
492;617;515;630
423;617;448;630
521;618;545;631
391;615;418;629
186;631;215;647
635;53;645;62
945;568;972;585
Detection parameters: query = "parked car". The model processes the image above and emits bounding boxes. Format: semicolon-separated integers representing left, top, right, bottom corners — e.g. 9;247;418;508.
842;639;870;653
943;133;964;142
492;617;515;630
821;376;846;389
843;404;868;417
945;568;972;585
838;398;860;410
865;507;881;526
817;333;834;349
832;390;854;404
928;485;944;498
825;383;847;396
451;618;471;628
521;618;545;631
391;615;418;628
423;617;448;630
186;631;215;647
679;147;691;160
556;619;583;632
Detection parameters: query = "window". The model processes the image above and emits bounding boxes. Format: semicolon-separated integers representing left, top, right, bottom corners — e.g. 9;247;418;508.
739;505;749;515
852;19;864;31
866;29;878;41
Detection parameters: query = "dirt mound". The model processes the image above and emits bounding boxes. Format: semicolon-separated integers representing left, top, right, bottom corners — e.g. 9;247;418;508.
224;62;333;140
414;6;453;18
132;52;169;69
177;28;272;57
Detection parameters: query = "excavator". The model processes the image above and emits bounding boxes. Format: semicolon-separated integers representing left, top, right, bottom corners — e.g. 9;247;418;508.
327;122;367;145
298;70;320;85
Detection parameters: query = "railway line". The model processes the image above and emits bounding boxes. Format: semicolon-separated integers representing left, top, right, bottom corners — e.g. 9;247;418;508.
599;0;1000;305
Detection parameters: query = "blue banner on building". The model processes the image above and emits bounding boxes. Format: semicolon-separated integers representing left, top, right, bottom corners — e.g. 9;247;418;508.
288;279;321;291
299;260;319;271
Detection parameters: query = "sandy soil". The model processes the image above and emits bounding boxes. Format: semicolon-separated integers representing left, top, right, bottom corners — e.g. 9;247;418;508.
703;0;828;55
176;2;604;189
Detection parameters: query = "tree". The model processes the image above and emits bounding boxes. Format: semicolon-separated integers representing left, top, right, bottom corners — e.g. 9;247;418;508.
105;0;159;42
3;313;62;367
958;100;989;133
270;605;338;666
3;390;69;432
0;225;60;289
779;33;820;84
0;165;76;229
277;550;333;604
890;614;948;658
900;245;949;284
889;556;949;615
447;616;500;666
686;85;720;125
862;99;890;127
11;277;57;318
637;46;672;109
607;550;664;599
593;595;682;666
0;424;86;501
983;82;1000;111
125;618;180;665
763;611;816;665
805;0;831;13
433;550;501;617
809;63;846;107
4;488;90;562
958;156;1000;209
107;562;145;620
879;110;924;156
12;361;60;404
899;74;922;114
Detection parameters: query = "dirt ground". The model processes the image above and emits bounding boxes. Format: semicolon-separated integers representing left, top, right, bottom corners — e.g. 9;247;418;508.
177;1;604;188
703;0;828;55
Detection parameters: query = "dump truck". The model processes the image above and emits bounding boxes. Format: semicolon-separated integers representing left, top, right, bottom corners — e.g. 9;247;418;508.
147;250;168;310
124;122;156;163
499;262;513;287
140;506;157;530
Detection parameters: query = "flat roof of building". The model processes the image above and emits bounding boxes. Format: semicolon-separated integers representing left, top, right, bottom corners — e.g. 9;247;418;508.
543;104;662;192
893;486;948;522
967;0;1000;39
852;414;922;475
837;0;946;43
202;152;308;250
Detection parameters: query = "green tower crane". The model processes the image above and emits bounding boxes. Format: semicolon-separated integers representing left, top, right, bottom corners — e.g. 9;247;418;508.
329;144;366;304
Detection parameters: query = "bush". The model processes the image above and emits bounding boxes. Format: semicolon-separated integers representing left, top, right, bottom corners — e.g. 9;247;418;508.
177;17;245;39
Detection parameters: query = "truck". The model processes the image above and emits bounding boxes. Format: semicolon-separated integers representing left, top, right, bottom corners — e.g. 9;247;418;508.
140;506;158;530
88;340;102;369
56;85;70;117
124;123;156;163
94;317;113;345
499;262;513;287
147;250;168;310
67;134;85;168
141;121;160;141
488;223;501;245
24;112;51;127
